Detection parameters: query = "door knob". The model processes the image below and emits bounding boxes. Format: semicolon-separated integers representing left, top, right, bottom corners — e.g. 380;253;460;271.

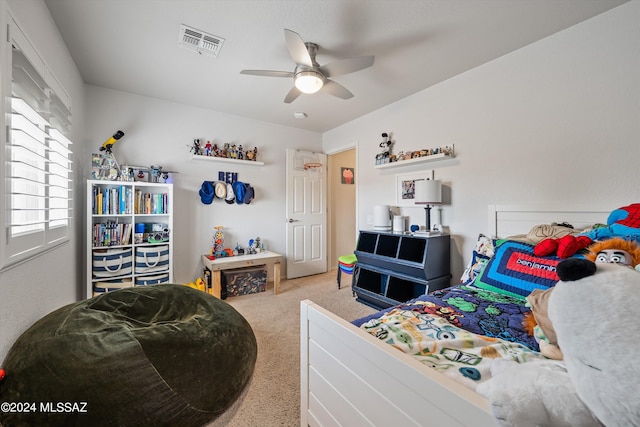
287;218;299;223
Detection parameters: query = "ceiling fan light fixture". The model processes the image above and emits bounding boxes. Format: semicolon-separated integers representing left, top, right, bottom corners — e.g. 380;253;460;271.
294;70;324;94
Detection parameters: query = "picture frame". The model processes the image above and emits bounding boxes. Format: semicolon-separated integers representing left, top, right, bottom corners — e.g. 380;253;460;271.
341;167;355;184
395;170;434;207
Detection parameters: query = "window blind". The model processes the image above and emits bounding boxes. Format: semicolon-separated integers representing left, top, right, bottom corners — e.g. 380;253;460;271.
2;16;73;268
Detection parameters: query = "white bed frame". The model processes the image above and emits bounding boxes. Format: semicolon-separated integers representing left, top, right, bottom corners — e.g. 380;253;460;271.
301;204;610;427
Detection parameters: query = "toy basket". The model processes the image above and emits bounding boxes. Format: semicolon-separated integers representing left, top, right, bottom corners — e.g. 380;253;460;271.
92;248;133;278
135;245;169;273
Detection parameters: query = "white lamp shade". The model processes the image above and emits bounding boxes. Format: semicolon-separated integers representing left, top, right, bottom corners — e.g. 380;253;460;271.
295;71;324;94
414;179;442;205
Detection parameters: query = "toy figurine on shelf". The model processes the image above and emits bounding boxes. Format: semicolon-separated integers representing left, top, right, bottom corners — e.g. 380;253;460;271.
237;144;244;160
120;165;134;182
375;132;393;165
443;145;455;156
190;139;202;156
212;226;226;258
246;237;262;254
204;140;212;156
233;243;245;256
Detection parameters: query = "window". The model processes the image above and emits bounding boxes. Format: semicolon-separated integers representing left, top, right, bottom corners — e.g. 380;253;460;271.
2;15;73;269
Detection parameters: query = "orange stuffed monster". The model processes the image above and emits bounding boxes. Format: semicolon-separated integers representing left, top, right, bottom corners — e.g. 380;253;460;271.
583;237;640;270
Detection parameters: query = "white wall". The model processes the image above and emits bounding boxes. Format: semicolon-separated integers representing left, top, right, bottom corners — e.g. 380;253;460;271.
323;1;640;283
85;86;323;283
0;0;85;360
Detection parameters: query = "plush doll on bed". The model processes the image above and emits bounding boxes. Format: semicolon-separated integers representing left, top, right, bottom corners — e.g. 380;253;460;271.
583;237;640;272
534;203;640;258
477;258;640;427
524;237;640;360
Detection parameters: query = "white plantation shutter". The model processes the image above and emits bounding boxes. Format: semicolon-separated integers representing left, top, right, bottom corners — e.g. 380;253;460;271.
48;128;72;231
2;16;73;268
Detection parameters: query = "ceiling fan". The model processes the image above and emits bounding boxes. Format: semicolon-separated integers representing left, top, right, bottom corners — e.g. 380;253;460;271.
240;29;375;103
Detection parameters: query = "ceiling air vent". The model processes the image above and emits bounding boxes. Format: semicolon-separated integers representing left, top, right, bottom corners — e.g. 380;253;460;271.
178;24;225;57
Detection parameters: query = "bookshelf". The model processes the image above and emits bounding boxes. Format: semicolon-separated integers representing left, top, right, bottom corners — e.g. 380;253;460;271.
86;180;173;298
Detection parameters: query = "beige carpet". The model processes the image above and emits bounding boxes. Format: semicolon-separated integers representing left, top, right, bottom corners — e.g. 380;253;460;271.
208;270;376;427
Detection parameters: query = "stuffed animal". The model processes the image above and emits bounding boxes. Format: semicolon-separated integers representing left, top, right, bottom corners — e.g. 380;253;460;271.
583;237;640;271
183;277;206;292
583;203;640;243
533;234;592;258
477;359;602;427
534;204;640;258
478;259;640;427
508;222;579;245
524;238;640;360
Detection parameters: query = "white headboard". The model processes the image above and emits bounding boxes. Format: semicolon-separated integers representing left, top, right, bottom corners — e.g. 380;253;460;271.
488;204;611;239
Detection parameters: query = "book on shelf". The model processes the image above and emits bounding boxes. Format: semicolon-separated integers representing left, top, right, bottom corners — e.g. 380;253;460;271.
92;221;133;246
134;191;168;214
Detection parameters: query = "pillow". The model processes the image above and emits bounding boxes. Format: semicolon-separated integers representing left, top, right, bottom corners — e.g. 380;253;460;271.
459;234;495;285
473;240;561;299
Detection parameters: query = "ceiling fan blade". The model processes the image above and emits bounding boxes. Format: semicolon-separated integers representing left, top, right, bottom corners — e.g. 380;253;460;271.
284;29;313;67
320;55;375;78
284;86;302;104
323;79;354;100
240;70;294;78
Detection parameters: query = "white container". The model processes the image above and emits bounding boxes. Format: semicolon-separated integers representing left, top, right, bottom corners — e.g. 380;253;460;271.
373;205;392;230
393;215;405;232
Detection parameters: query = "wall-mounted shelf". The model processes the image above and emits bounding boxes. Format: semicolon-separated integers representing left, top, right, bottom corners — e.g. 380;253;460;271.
191;154;264;166
374;153;453;169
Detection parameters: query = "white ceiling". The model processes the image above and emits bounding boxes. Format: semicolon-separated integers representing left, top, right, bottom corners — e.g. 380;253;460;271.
44;0;627;133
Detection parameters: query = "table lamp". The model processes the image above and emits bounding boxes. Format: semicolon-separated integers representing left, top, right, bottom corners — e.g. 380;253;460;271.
414;179;442;233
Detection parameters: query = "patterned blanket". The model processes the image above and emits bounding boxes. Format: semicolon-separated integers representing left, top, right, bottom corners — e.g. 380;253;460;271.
360;305;546;390
354;285;539;350
354;285;550;389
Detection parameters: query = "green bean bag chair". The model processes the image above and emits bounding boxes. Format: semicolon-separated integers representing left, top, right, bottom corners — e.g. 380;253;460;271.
0;284;257;426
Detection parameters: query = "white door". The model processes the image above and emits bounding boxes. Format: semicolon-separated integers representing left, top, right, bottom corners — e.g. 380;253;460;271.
285;149;327;279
